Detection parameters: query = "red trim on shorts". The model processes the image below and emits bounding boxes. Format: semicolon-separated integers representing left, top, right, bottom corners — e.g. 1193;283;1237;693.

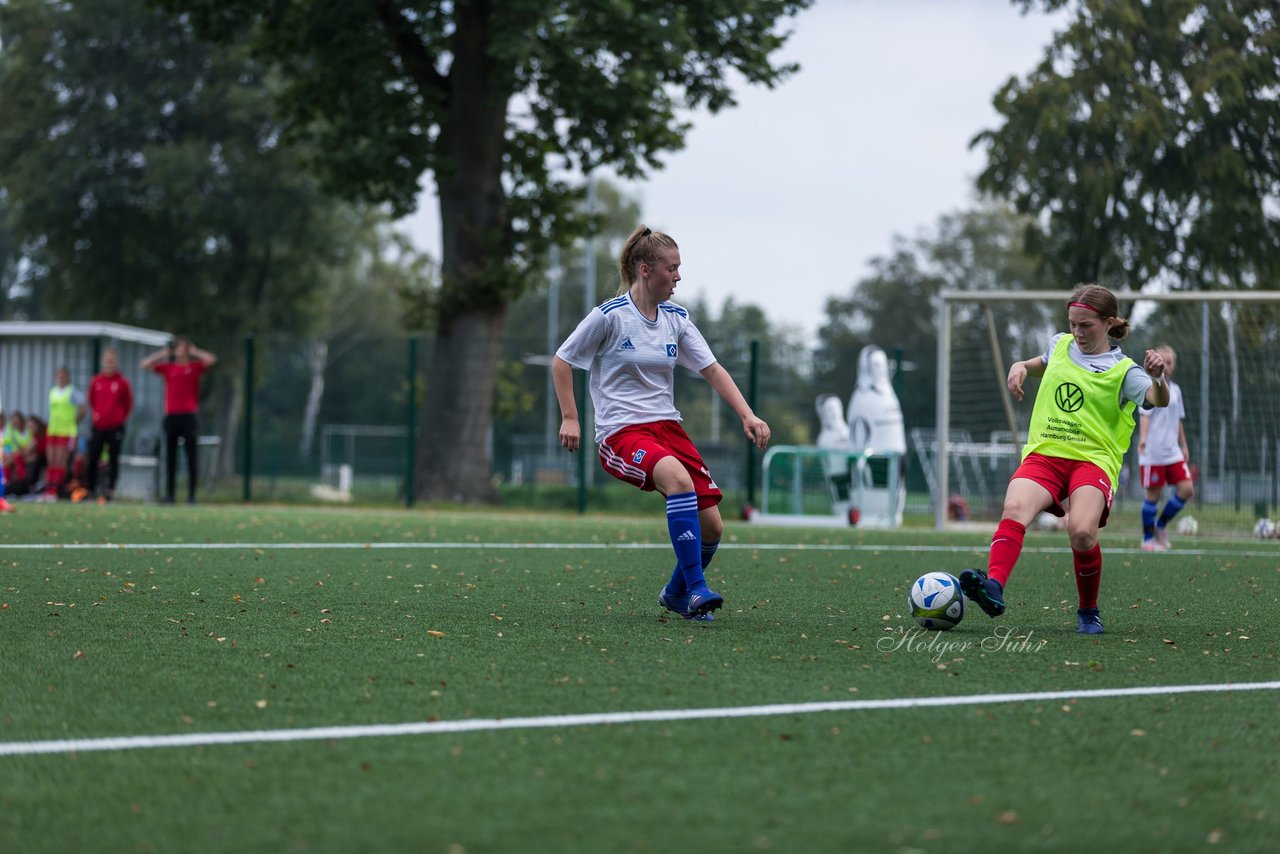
598;421;723;510
1012;452;1115;528
46;435;73;449
1140;461;1192;490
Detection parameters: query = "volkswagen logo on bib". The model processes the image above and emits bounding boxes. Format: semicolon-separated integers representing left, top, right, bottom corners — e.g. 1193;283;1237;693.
1054;382;1084;412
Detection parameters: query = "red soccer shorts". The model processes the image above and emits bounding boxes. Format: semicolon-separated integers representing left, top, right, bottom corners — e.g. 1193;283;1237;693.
1140;461;1192;490
1012;452;1115;527
46;435;74;449
598;420;723;510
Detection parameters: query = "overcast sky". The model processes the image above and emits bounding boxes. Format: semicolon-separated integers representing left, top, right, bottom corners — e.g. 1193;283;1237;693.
400;0;1065;337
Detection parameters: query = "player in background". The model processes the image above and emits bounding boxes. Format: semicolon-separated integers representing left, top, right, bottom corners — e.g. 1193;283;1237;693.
45;366;87;500
959;284;1169;635
552;225;771;621
0;411;11;513
141;336;217;504
1138;345;1193;551
86;347;135;502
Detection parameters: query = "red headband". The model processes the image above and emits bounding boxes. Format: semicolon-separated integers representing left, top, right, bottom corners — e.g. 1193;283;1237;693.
1069;301;1101;314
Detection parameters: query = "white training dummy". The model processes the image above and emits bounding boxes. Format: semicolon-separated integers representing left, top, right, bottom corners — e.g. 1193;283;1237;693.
846;346;906;455
845;346;906;525
815;394;853;506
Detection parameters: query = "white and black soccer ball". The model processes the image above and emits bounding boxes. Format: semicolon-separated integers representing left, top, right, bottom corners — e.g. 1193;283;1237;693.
909;571;965;631
1254;518;1276;540
1175;515;1198;537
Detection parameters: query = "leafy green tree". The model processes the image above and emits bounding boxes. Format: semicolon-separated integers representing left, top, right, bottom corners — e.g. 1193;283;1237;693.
814;205;1050;439
974;0;1280;290
158;0;813;503
0;0;359;336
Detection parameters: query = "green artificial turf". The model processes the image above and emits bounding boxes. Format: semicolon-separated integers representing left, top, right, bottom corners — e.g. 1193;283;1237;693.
2;503;1277;852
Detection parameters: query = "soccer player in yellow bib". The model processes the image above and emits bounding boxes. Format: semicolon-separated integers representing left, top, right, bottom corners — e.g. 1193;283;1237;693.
960;284;1170;634
45;366;87;499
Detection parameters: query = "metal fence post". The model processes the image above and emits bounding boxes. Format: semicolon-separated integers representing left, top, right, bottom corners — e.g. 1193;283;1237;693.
406;336;418;508
576;369;587;514
242;334;254;503
744;340;760;509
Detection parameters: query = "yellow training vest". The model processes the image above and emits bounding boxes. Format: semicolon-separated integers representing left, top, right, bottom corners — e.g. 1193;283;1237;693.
1022;336;1137;488
48;385;78;438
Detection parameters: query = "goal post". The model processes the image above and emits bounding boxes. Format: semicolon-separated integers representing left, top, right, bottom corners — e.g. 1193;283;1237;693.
933;289;1280;537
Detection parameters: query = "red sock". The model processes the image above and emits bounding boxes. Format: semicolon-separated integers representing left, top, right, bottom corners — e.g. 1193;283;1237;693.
1073;544;1102;609
988;519;1026;588
47;467;65;490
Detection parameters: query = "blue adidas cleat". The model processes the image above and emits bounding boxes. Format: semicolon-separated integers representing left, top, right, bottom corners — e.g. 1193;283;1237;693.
958;568;1006;617
1076;607;1104;635
658;586;716;621
686;588;724;618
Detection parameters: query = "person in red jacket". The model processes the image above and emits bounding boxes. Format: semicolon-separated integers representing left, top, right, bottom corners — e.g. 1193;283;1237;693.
86;347;134;501
141;335;217;504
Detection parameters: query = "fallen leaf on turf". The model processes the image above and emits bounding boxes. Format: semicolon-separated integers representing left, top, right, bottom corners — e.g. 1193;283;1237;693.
1130;729;1146;737
997;811;1019;824
427;630;446;637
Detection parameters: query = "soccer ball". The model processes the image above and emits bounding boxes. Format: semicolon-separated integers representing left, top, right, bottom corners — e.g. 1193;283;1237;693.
1254;518;1276;539
908;571;965;631
1035;511;1064;531
1175;515;1198;537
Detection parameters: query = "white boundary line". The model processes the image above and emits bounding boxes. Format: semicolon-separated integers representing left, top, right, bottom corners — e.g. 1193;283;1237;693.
2;681;1277;757
1;541;1277;557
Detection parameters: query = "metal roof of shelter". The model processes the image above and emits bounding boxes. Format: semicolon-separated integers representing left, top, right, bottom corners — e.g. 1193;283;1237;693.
0;321;170;346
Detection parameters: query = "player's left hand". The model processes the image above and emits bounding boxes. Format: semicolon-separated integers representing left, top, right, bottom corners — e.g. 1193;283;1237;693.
743;416;771;450
1143;349;1166;378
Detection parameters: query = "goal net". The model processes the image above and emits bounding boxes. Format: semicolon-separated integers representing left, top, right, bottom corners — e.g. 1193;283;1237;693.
932;290;1280;539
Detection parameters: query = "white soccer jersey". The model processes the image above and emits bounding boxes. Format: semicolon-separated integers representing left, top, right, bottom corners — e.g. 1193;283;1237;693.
556;292;716;445
1138;380;1185;465
1042;333;1152;408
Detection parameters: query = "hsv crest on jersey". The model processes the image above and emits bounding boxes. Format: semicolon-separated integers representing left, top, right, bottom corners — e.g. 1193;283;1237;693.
632;449;646;463
665;344;678;358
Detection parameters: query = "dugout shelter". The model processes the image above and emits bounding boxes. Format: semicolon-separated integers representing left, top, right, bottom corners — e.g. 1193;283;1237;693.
0;321;171;498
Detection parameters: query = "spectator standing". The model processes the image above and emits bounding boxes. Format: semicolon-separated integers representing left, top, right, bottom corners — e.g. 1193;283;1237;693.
45;367;86;499
87;347;134;502
141;336;217;504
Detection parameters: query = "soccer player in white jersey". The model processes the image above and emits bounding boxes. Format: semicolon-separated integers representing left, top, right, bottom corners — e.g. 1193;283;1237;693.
958;284;1169;635
552;225;771;621
1138;345;1193;550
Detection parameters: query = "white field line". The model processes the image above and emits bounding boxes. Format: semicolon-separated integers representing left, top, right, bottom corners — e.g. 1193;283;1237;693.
1;541;1277;558
2;681;1277;757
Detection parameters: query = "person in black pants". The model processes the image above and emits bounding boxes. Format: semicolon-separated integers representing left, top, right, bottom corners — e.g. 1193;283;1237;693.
86;347;134;501
140;336;217;504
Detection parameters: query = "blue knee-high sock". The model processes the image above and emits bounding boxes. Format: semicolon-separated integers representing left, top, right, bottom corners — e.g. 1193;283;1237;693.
701;540;720;571
1142;500;1158;538
1158;494;1187;527
667;538;720;595
666;492;705;593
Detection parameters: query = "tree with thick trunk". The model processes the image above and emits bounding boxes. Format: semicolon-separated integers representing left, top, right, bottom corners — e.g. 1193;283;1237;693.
161;0;814;502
